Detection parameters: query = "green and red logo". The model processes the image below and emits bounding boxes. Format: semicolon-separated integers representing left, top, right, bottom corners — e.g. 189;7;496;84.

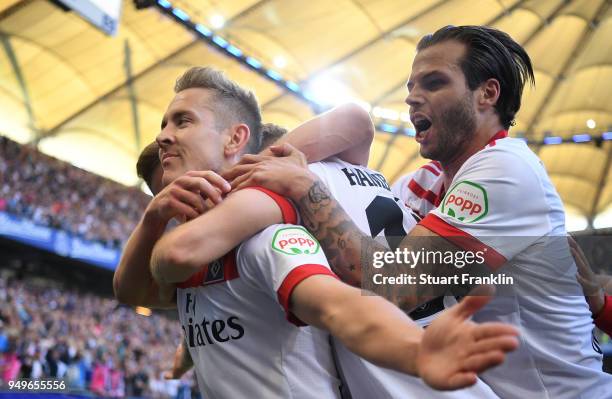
271;227;320;255
441;180;488;223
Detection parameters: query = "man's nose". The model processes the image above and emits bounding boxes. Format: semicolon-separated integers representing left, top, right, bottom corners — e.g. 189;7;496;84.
156;127;175;149
405;89;424;108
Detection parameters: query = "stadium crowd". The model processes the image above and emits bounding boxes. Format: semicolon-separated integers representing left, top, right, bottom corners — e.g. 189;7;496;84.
0;136;149;248
0;276;196;398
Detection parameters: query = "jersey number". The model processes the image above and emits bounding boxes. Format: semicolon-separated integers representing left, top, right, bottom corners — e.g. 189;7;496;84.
365;196;407;250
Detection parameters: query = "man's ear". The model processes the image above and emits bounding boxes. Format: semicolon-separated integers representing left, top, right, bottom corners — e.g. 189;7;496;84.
224;124;251;157
478;78;501;111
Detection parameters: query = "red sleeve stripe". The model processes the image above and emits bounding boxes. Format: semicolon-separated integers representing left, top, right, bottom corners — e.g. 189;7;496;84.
594;295;612;336
408;179;440;206
246;186;298;224
421;164;441;176
277;264;339;327
419;214;507;270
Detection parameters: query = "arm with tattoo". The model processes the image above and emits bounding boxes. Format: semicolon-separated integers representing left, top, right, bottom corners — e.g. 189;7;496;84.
294;174;463;311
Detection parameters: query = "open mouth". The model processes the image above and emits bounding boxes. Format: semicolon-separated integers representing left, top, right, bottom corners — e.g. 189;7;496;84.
412;116;432;141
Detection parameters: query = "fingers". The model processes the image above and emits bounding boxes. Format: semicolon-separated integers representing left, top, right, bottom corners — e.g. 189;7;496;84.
461;350;506;374
567;235;578;250
452;285;495;319
231;171;258;191
185;170;231;193
269;143;295;157
445;372;478;390
472;322;519;341
166;197;200;220
179;174;228;204
466;335;519;356
222;164;257;184
235;153;269;165
164;186;206;216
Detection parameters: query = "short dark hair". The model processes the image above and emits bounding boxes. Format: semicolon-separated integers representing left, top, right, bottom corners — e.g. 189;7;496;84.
260;123;288;149
136;141;160;190
417;25;535;129
175;67;263;154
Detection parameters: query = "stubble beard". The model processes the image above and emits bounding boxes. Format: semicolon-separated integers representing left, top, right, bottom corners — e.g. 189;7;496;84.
421;94;477;164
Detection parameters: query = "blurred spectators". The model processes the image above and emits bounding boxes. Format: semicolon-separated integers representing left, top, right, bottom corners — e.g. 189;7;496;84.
0;277;196;398
0;136;150;248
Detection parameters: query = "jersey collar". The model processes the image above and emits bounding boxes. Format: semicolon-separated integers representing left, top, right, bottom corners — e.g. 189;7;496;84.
486;130;508;146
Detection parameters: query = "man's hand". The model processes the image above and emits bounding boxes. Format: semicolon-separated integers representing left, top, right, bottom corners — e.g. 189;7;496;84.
223;144;314;201
145;170;230;228
569;236;605;316
417;285;519;390
163;340;193;380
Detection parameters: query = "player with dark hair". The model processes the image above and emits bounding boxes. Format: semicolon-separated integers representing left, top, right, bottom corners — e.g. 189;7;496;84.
136;141;163;195
224;25;612;398
260;122;288;149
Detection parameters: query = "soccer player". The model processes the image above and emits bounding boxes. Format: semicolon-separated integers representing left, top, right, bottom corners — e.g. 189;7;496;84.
115;66;520;398
223;26;612;398
136;123;290;382
136;141;164;196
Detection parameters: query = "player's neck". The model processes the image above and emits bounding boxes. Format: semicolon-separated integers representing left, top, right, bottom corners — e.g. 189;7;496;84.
440;123;505;187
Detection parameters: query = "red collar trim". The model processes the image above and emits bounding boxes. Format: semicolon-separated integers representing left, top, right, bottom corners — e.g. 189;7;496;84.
487;130;508;145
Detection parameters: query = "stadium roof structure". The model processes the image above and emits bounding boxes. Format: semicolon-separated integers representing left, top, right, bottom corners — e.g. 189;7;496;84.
0;0;610;228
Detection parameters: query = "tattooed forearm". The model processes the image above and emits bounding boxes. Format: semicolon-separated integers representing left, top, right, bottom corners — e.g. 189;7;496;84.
296;177;468;310
297;179;374;286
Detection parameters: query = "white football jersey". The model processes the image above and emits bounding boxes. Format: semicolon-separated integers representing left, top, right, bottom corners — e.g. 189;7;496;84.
176;189;341;399
391;160;446;220
309;158;499;399
418;135;612;399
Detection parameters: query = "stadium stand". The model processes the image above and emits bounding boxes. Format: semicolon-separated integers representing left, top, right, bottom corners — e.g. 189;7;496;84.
0;271;196;398
0;136;148;249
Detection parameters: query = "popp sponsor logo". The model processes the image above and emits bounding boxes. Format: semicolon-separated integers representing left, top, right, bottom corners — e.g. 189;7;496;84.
271;227;320;255
441;181;488;223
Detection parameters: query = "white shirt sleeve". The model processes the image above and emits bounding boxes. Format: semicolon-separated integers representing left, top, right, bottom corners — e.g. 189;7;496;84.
419;146;552;266
238;224;338;326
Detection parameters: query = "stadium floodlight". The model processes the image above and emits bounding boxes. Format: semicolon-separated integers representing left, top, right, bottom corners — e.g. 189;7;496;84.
172;8;189;21
543;136;563;145
266;69;283;81
404;128;416;137
226;45;243;57
379;123;398;133
195;24;212;37
304;74;362;108
572;134;591;143
286;81;301;93
246;57;262;69
586;119;596;129
210;14;225;29
274;56;287;69
212;35;228;48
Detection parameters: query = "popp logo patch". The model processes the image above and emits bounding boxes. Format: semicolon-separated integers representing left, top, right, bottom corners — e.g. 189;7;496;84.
441;181;488;223
271;227;320;255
